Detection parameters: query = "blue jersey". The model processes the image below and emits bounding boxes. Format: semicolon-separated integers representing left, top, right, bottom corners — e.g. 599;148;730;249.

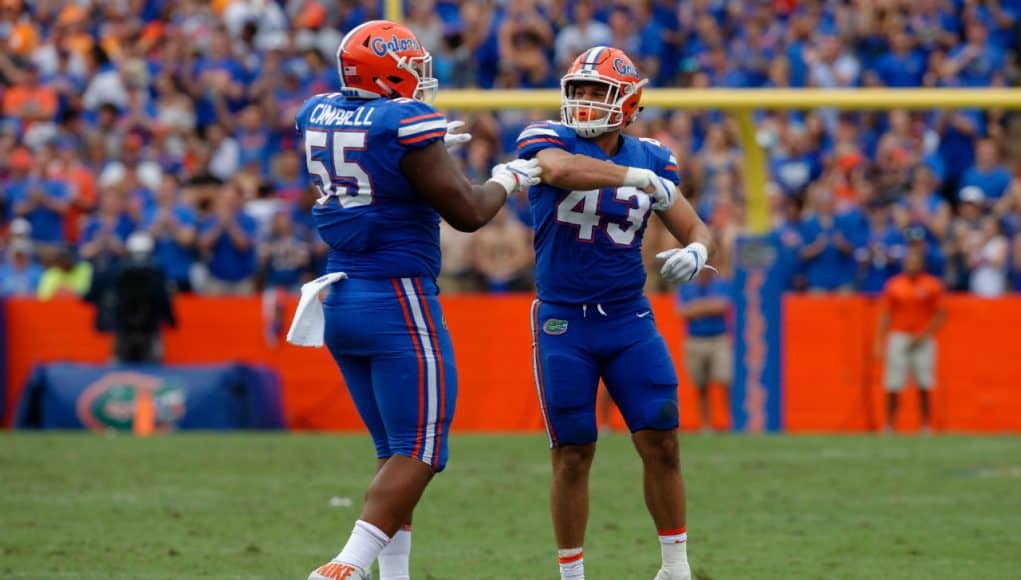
517;122;679;305
295;93;447;280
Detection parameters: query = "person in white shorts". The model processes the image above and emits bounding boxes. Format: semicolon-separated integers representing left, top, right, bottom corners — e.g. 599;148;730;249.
875;245;947;434
678;269;733;433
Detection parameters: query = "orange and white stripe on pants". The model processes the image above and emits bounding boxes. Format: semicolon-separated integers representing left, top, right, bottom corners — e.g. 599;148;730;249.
393;277;445;468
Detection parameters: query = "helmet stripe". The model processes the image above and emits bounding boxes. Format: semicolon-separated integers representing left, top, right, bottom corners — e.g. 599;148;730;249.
583;46;605;71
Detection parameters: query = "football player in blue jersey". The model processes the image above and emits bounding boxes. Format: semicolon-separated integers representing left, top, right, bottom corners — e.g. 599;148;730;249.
297;21;541;580
517;47;712;580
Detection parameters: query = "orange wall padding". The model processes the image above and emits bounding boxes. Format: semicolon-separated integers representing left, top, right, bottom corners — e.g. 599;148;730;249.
4;295;730;431
784;295;1021;433
10;295;1020;433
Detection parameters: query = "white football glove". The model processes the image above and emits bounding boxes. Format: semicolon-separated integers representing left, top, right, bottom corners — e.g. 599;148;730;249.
657;242;710;284
443;120;472;151
623;167;677;211
487;158;543;195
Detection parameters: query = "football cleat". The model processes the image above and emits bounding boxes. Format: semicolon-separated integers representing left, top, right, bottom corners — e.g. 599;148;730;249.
307;560;369;580
653;564;692;580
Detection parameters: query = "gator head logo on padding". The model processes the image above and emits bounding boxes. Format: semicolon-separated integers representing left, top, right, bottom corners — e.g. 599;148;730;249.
543;319;569;335
76;372;186;432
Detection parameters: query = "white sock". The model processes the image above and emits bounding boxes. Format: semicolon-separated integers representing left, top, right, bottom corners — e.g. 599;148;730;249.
558;547;584;579
658;527;688;571
378;525;412;580
334;520;390;572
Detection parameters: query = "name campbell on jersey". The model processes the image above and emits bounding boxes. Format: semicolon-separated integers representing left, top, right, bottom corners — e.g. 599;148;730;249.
295;92;447;280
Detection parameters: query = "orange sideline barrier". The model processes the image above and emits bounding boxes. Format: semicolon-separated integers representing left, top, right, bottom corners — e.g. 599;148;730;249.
4;295;730;431
784;295;1021;433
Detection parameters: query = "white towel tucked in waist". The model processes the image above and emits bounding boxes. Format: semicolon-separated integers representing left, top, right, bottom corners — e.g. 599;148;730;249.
286;272;348;347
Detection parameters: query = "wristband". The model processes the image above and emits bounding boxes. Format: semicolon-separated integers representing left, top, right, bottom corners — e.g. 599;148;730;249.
485;174;516;196
622;167;648;188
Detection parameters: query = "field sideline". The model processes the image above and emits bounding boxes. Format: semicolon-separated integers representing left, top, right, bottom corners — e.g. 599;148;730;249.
2;433;1020;579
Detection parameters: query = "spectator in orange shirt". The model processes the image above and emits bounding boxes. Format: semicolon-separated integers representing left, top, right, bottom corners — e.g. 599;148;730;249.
1;63;58;125
874;244;947;434
1;0;39;57
48;137;97;244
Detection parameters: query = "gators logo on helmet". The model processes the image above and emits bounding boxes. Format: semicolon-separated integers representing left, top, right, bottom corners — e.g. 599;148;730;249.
561;46;648;138
335;20;437;102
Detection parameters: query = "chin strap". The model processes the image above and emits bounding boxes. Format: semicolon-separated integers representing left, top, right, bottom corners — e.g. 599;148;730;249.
374;78;401;99
376;51;422;100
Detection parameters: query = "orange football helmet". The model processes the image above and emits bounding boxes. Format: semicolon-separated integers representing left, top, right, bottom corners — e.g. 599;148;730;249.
561;46;648;138
335;20;437;102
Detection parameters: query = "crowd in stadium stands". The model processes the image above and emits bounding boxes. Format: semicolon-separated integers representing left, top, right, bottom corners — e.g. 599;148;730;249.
1;0;1020;301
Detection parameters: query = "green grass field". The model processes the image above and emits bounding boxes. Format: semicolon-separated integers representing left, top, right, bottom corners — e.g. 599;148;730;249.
2;433;1020;579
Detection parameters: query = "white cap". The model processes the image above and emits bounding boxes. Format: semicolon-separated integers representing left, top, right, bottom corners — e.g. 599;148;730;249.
10;217;31;237
126;231;154;255
959;186;985;204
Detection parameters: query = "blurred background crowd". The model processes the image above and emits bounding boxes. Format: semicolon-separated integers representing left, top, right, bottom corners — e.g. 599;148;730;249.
2;0;1020;300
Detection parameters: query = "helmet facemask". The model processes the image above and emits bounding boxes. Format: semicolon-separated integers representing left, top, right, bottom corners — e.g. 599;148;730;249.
407;53;438;103
560;74;647;138
373;50;438;103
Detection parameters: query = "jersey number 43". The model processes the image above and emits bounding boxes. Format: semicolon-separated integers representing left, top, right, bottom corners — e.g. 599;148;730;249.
556;187;651;246
304;129;373;207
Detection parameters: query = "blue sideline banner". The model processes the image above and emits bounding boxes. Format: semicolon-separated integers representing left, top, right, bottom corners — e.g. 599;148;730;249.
731;235;783;432
15;363;284;431
0;298;6;423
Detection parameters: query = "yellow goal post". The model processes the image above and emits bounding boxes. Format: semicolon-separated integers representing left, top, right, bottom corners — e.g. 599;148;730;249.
432;88;1021;234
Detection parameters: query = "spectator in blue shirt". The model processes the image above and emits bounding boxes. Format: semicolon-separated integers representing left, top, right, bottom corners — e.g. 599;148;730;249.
978;0;1020;52
500;29;557;89
807;35;861;89
198;184;258;295
79;189;137;269
678;269;733;433
908;0;961;54
872;32;926;87
271;150;311;205
233;105;273;178
554;0;612;72
731;23;774;87
859;201;906;294
0;240;44;297
935;109;985;197
1012;231;1021;292
947;186;988;290
960;139;1013;202
607;6;640;57
942;21;1005;87
895;166;951;241
634;1;665;85
799;188;858;292
188;31;246;128
143;175;197;292
290;188;328;277
469;0;503;89
256;209;311;346
906;225;947;279
498;0;557;89
771;192;805;292
44;48;89;114
6;149;69;247
257;210;311;294
783;17;810;88
699;46;748;88
770;128;823;197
